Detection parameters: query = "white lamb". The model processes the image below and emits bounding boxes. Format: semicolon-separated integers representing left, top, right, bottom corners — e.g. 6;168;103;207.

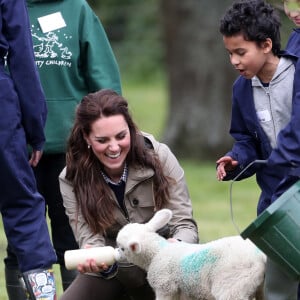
116;209;266;300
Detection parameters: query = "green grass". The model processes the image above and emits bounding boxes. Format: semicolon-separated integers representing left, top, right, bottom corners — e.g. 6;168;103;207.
0;79;261;299
181;160;259;242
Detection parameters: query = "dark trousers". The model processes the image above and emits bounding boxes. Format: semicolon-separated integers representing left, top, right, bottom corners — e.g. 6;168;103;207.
0;98;56;272
264;258;298;300
60;266;155;300
271;175;300;300
4;153;78;269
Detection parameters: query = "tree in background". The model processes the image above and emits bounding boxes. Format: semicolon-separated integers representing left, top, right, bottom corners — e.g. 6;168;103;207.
87;0;292;160
159;0;292;160
160;0;236;160
88;0;164;81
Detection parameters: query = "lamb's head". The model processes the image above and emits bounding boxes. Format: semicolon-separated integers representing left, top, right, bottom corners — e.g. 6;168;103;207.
116;209;172;269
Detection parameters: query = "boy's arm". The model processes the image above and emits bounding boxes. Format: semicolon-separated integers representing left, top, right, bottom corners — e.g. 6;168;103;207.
221;86;261;180
268;59;300;172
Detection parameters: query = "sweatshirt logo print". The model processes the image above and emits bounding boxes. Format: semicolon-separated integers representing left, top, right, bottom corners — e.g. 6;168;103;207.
30;24;73;68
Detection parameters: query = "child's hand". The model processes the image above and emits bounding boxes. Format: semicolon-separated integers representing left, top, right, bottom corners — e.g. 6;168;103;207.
29;149;43;167
216;156;238;181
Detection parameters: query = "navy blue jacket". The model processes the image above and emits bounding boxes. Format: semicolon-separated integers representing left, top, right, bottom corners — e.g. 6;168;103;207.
286;28;300;57
223;53;300;215
0;0;47;150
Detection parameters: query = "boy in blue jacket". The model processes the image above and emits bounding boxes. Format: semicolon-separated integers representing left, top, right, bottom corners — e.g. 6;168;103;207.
0;0;57;299
216;0;300;299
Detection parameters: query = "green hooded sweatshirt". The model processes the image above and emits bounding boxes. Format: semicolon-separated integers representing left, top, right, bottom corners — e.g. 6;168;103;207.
26;0;122;153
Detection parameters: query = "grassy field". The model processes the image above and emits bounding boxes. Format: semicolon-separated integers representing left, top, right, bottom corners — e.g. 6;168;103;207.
0;80;260;299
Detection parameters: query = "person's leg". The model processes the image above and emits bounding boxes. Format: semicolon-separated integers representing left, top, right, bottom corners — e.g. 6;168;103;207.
264;258;298;300
3;153;78;296
60;265;79;291
4;244;27;300
60;273;127;300
33;153;79;290
117;265;155;300
22;268;56;300
0;123;57;299
1;132;56;270
5;268;26;299
271;175;300;204
271;175;300;299
128;283;155;300
60;266;155;300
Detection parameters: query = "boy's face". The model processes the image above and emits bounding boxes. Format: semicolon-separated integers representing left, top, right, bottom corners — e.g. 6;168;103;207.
223;33;273;81
284;0;300;26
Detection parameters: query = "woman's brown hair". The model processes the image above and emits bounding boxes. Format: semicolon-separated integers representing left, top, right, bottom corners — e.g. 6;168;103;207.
65;89;170;234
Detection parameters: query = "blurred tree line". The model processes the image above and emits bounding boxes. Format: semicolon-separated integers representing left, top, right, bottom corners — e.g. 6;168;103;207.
87;0;163;81
87;0;294;160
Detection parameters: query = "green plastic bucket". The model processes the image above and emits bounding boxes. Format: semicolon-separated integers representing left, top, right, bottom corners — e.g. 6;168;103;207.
241;180;300;280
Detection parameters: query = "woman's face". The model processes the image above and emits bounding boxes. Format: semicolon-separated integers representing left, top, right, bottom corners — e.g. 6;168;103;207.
284;0;300;26
85;114;131;180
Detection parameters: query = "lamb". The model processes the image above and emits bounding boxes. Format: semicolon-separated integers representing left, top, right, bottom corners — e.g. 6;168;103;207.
116;209;266;300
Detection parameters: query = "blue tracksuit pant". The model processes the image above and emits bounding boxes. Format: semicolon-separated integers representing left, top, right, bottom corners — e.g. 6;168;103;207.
0;72;56;273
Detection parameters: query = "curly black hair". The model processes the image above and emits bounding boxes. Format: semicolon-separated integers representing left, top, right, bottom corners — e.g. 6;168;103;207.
220;0;281;55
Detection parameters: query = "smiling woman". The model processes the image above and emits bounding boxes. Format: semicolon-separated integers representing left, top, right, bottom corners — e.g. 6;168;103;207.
58;89;199;300
84;115;131;182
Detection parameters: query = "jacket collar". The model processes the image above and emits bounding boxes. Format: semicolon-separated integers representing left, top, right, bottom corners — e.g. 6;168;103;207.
125;164;154;194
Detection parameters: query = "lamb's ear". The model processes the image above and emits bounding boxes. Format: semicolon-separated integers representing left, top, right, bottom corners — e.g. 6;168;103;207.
146;209;173;232
127;240;142;254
